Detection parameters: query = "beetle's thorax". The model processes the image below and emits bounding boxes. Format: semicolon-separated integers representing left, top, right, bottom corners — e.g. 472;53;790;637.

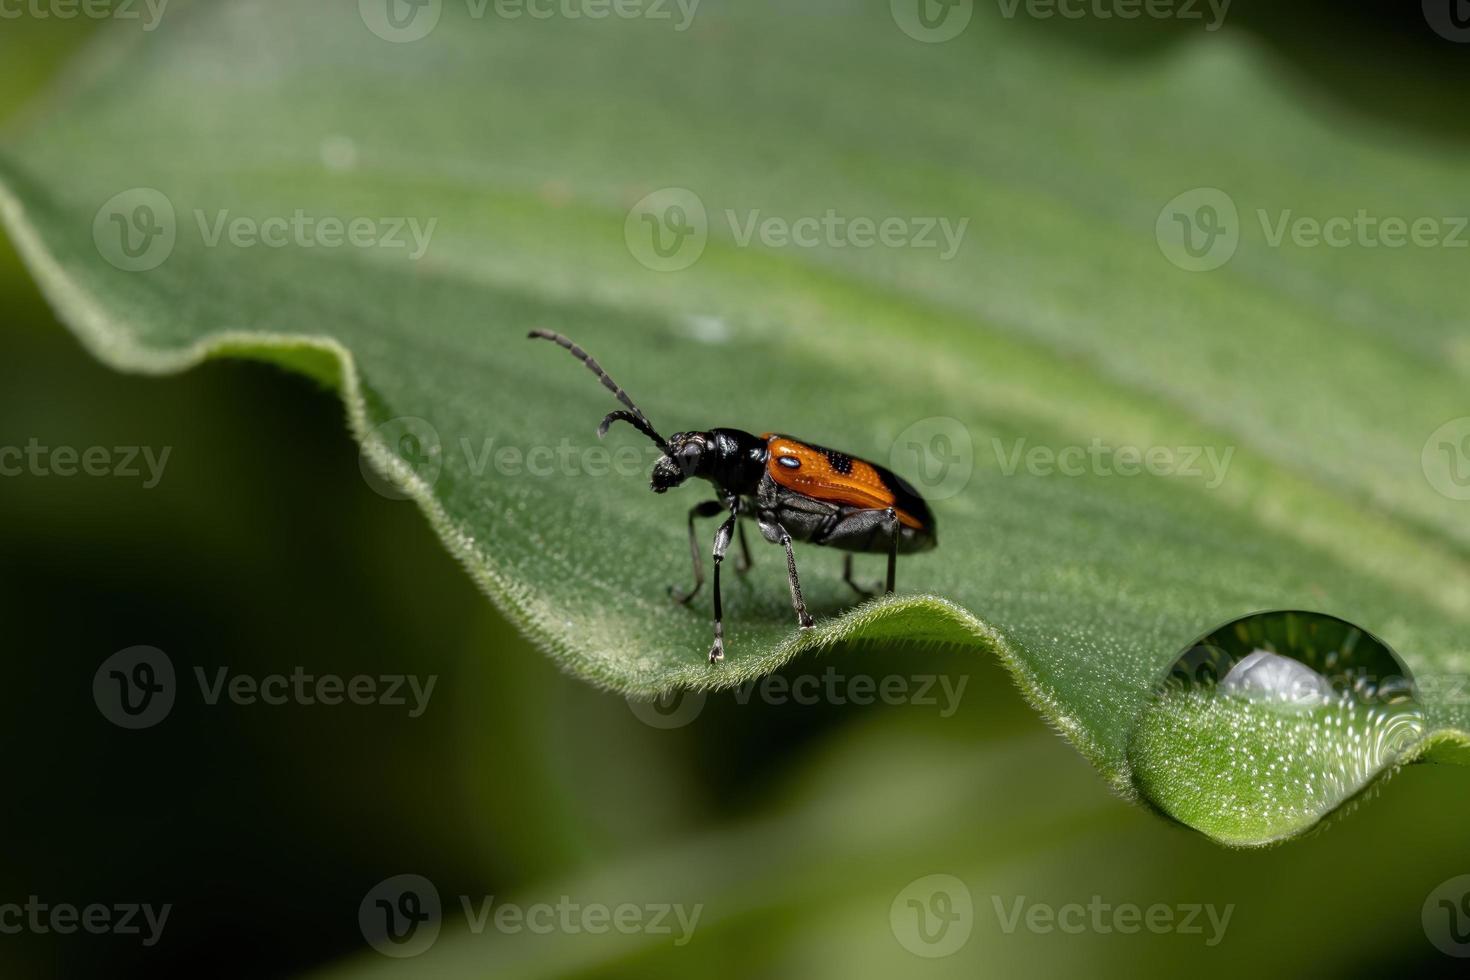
651;428;768;496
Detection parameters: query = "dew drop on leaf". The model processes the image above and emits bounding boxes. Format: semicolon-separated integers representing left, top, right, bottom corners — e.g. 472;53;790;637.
1126;611;1423;846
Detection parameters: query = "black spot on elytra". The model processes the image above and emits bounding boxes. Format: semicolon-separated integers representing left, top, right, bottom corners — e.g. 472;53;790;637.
777;455;801;470
823;449;854;475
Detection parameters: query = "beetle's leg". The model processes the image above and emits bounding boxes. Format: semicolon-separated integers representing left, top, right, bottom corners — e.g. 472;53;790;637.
760;519;814;631
734;521;754;575
883;507;898;594
707;503;740;663
670;500;725;605
838;508;900;597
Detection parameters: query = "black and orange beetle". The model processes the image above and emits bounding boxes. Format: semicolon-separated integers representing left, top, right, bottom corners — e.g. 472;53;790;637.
530;330;936;663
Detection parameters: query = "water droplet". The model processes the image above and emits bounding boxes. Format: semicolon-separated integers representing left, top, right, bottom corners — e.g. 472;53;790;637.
1127;610;1422;845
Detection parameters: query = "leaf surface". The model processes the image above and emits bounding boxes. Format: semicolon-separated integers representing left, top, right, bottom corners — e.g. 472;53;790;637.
4;0;1467;843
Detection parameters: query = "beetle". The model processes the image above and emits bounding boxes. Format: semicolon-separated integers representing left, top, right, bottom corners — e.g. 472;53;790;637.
530;329;936;663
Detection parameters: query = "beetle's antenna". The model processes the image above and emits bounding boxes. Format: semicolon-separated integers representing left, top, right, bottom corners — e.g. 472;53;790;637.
597;409;667;449
528;329;670;453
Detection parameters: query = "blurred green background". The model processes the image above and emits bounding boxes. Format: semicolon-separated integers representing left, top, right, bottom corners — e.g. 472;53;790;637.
3;4;1470;979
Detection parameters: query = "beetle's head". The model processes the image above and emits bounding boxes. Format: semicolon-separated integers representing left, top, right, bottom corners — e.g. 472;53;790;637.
651;431;714;493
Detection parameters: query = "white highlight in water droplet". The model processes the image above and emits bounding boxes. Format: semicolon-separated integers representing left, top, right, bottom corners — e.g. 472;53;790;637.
1220;650;1333;708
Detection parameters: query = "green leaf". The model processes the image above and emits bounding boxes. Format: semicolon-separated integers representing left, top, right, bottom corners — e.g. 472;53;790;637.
3;0;1467;845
